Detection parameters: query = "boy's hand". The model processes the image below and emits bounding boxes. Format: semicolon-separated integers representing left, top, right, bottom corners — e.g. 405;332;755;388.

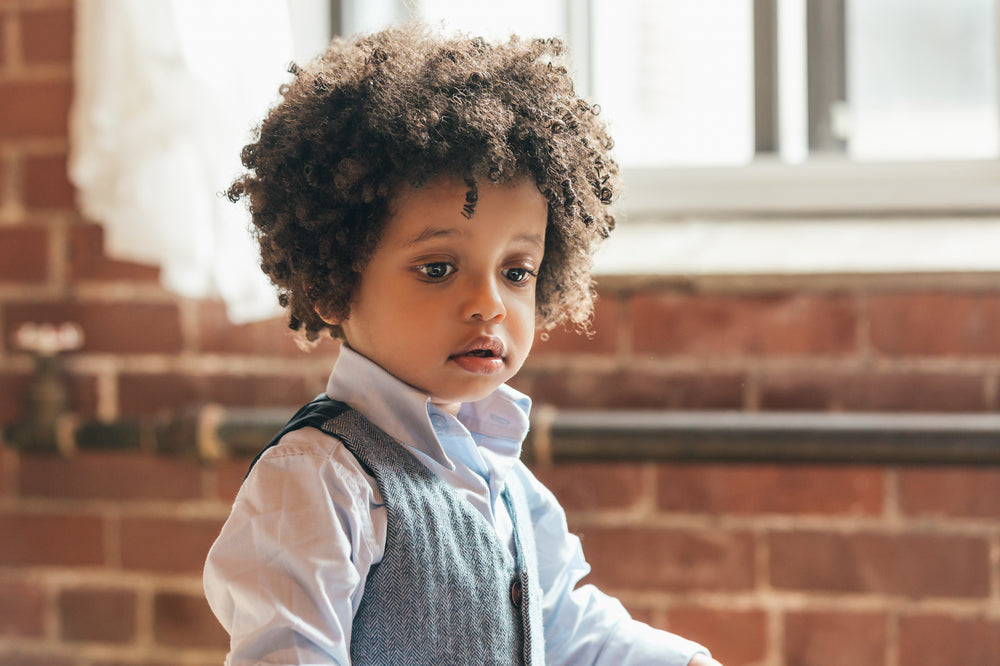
688;654;724;666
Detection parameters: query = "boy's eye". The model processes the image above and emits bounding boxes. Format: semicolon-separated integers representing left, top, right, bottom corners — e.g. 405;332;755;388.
416;262;455;280
503;267;537;283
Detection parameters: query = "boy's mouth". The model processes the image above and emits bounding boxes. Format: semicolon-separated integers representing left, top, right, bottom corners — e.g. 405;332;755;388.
452;336;506;359
450;337;506;374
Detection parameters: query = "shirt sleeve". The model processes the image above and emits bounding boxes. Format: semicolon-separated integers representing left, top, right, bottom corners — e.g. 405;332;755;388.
203;428;383;665
514;464;710;666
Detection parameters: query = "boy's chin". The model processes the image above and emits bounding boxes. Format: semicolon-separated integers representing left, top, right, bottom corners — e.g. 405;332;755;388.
429;382;506;412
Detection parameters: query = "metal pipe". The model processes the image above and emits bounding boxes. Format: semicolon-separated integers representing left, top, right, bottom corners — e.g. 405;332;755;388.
521;410;1000;466
23;405;1000;466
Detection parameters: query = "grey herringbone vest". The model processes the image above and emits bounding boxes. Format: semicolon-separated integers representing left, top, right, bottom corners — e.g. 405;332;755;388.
250;397;543;665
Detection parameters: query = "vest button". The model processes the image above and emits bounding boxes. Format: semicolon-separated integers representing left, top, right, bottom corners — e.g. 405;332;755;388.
510;578;523;608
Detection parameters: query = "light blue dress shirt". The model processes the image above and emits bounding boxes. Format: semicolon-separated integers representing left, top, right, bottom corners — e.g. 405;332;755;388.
204;346;709;665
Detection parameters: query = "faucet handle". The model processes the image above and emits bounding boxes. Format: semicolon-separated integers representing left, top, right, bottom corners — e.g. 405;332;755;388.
14;322;85;356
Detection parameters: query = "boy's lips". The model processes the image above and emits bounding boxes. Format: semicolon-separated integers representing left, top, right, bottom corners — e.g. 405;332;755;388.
452;336;506;359
449;336;506;374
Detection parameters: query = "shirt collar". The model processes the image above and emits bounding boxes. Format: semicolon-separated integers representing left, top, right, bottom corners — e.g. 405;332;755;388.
325;345;531;470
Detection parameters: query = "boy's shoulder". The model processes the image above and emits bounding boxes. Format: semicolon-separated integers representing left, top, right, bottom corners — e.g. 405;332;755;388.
245;397;351;472
251;418;352;468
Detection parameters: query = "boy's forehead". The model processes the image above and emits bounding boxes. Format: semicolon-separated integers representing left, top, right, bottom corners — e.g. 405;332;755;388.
391;177;470;209
393;176;544;212
383;177;548;245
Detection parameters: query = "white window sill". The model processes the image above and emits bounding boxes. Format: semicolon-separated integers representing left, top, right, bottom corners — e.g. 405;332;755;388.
597;158;1000;277
594;217;1000;276
620;157;1000;217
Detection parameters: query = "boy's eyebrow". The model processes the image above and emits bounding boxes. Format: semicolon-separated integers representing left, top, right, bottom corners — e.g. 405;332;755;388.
514;233;545;249
405;226;458;246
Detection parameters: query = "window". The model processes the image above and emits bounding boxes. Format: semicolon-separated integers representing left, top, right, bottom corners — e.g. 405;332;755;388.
328;0;997;164
846;0;997;162
309;0;1000;273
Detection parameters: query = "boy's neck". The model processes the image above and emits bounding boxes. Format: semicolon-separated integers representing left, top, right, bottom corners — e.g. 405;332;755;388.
430;399;462;417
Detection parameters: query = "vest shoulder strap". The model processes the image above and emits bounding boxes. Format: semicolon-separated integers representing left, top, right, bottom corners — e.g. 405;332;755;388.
245;396;350;478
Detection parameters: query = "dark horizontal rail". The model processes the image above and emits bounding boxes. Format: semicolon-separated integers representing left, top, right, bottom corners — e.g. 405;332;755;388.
522;410;1000;466
30;406;1000;467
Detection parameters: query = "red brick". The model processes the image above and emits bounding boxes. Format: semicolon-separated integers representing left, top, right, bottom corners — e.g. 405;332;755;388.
0;446;14;496
4;301;183;354
20;6;74;65
153;592;228;649
67;373;100;420
196;300;335;358
0;367;98;426
72;372;104;420
784;610;888;666
0;579;46;637
23;152;74;209
0;373;32;426
757;372;837;410
579;527;756;592
531;462;646;512
0;363;29;403
214;456;254;501
769;530;989;598
68;223;161;282
760;371;988;412
0;79;72;139
900;614;1000;665
58;587;136;643
664;606;767;666
0;511;104;566
657;464;883;516
525;369;745;409
506;372;532;397
532;295;620;356
119;516;222;573
19;452;203;501
899;467;1000;518
622;604;657;626
869;292;1000;356
0;653;75;666
117;373;315;416
0;371;96;428
631;292;858;356
0;227;48;282
841;372;987;412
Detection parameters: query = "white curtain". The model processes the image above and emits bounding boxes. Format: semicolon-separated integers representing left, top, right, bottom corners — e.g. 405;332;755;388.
69;0;294;323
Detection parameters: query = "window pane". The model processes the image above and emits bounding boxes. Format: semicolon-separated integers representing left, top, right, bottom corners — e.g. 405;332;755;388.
288;0;332;62
777;0;808;162
847;0;998;161
591;0;755;167
415;0;566;42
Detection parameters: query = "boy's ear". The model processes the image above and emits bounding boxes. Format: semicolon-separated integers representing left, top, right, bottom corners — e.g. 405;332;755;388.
314;304;342;326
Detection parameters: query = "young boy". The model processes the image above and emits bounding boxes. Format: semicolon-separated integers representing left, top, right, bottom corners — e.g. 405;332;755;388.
204;24;721;666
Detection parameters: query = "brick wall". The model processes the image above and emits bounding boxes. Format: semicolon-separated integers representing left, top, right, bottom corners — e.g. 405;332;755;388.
3;449;999;666
2;2;999;664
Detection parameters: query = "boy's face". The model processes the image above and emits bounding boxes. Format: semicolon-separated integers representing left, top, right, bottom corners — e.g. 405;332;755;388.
331;177;547;414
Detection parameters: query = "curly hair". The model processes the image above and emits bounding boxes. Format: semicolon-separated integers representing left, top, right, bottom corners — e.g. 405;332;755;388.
227;23;620;342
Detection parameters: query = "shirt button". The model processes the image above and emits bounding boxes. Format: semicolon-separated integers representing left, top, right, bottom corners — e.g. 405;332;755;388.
510;578;523;608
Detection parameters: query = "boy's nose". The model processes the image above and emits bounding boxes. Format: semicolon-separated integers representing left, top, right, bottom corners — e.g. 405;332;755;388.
461;275;506;322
